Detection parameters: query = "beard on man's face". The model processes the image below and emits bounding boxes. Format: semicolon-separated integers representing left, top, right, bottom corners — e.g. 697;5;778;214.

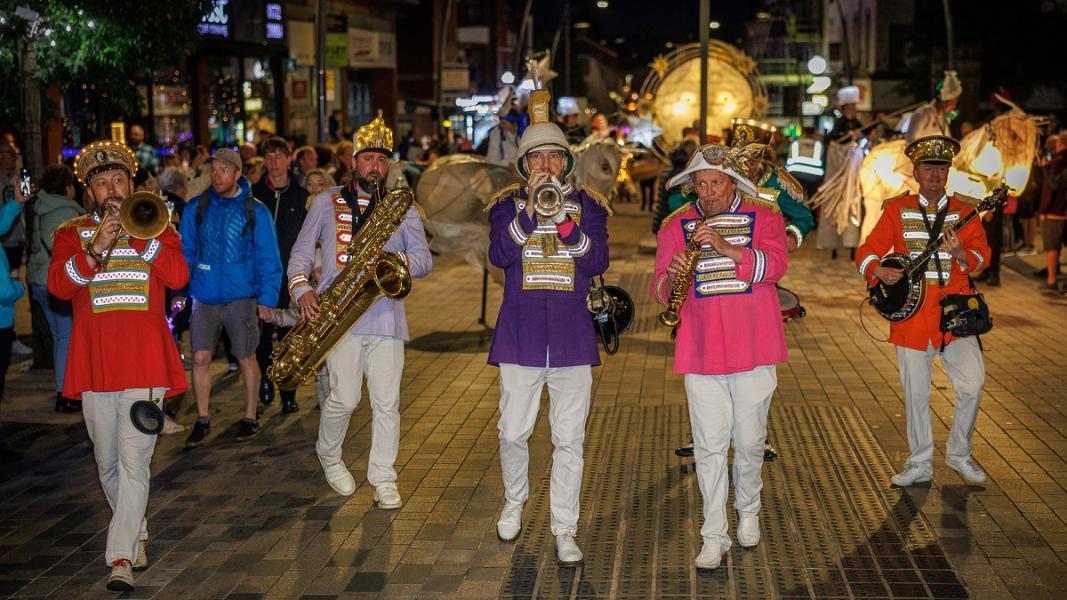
356;172;383;193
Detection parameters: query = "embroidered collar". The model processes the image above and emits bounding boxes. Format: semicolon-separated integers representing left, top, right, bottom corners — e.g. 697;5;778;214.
918;193;948;210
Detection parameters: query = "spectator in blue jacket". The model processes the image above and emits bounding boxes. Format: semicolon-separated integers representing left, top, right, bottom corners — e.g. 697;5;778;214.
174;148;282;446
0;182;27;402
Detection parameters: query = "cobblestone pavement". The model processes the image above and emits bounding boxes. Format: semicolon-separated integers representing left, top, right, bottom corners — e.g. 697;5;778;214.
1;202;1066;599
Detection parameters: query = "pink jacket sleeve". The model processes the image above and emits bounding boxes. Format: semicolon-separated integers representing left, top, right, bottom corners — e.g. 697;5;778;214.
734;208;789;286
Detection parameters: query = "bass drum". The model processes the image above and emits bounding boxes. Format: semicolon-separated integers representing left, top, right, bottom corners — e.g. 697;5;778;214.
778;286;806;322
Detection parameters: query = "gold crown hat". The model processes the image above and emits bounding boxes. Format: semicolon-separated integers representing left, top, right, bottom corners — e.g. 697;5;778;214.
354;110;394;157
73;140;138;186
730;118;777;147
905;134;960;166
515;89;575;179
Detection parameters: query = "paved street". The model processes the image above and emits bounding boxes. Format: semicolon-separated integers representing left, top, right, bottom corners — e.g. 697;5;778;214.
1;201;1066;599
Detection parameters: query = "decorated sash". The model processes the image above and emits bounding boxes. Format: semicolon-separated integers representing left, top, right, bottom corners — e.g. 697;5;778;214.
331;192;372;268
76;218;157;313
898;205;960;284
515;196;585;292
681;212;757;297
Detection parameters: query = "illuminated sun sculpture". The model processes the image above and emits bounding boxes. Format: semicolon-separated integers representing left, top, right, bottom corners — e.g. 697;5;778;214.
642;41;767;152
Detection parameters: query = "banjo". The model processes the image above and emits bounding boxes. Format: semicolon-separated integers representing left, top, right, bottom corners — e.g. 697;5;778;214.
868;187;1007;322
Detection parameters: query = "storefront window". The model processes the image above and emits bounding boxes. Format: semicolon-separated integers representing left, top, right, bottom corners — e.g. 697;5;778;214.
243;57;278;143
206;56;241;146
152;70;193;147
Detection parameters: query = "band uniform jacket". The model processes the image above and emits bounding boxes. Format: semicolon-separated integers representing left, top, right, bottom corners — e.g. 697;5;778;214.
48;216;189;399
855;193;991;351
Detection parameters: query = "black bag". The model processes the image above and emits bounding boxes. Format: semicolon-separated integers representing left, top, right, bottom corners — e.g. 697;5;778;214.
939;288;992;338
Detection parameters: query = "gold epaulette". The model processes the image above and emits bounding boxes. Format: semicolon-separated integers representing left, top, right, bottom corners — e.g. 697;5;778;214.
741;193;781;214
952;192;982;208
484;183;522;212
579;185;614;215
660;201;695;229
774;164;806;204
880;190;911;209
54;214;90;234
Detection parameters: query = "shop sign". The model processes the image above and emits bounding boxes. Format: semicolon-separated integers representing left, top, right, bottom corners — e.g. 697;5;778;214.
348;28;396;69
198;0;231;38
265;2;285;41
442;66;470;93
289;20;315;66
325;14;348;68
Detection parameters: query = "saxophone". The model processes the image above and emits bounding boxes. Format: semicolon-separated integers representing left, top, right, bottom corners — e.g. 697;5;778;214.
268;185;414;390
658;220;707;329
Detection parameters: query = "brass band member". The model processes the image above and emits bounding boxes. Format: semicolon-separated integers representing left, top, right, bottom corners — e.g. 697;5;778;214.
652;144;789;570
287;112;432;507
49;141;188;591
855;135;991;487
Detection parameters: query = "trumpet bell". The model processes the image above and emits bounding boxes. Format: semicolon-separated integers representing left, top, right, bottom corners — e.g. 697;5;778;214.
120;191;170;240
532;181;565;218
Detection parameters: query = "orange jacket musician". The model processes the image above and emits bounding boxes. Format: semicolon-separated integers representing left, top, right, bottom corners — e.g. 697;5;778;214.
855;135;992;489
47;140;189;593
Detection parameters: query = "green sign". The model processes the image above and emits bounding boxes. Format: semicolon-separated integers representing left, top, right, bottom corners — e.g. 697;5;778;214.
326;32;348;68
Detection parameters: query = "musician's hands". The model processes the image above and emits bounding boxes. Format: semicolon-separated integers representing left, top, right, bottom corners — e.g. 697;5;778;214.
91;202;122;255
257;305;273;320
941;228;967;261
667;252;688;279
786;232;800;251
525;171;550;220
693;224;743;261
873;265;905;285
297;290;320;320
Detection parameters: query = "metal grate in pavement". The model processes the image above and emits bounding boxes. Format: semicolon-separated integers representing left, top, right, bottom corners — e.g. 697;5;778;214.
502;404;969;599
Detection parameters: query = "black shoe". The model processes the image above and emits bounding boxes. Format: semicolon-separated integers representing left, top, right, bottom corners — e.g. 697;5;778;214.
259;380;275;406
235;420;261;442
185;421;210;448
55;393;81;413
1033;267;1048;278
674;441;694;458
281;395;299;415
764;442;778;461
987;272;1000;286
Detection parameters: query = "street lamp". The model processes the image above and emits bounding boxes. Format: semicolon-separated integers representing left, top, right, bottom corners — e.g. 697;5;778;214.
807;55;827;75
596;1;608;8
501;71;515;85
709;21;720;29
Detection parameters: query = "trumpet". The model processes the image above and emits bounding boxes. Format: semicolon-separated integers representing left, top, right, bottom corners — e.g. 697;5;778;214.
89;191;170;269
531;178;565;219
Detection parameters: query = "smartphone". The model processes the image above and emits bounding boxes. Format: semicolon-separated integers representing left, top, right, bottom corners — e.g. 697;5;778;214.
19;168;31;198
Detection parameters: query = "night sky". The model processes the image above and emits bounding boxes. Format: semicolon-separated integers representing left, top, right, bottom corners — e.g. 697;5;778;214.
512;0;761;73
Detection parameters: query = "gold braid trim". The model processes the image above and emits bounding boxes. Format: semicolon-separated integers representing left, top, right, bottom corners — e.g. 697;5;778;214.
55;214;92;234
484;183;523;212
774;164;807;203
952;193;982;208
579;185;614;215
880;190;911;209
740;193;781;214
660;201;695;229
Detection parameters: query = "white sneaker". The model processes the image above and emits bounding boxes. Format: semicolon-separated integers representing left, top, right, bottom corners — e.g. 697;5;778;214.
946;457;987;485
10;339;31;355
891;462;933;487
321;460;355;496
373;482;403;509
737;514;760;547
496;502;523;541
106;558;134;592
555;534;583;566
133;539;148;571
695;538;726;570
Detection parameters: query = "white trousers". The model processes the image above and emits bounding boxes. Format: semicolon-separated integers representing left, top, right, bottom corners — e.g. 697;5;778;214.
895;337;985;467
82;387;162;566
685;365;776;550
497;363;592;536
319;334;404;485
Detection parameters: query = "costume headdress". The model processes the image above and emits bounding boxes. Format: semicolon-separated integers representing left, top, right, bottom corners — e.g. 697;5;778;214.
515;89;574;179
666;144;759;196
905;134;960;166
73;140;137;186
354;110;394;157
